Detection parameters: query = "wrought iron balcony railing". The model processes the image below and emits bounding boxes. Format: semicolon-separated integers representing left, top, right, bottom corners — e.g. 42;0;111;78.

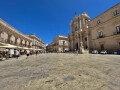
113;31;120;35
97;35;105;39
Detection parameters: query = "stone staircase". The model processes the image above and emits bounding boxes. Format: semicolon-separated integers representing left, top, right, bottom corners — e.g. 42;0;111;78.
82;50;89;54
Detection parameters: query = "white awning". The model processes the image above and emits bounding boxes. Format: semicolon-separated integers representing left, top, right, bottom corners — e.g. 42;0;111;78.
21;47;33;50
0;42;33;50
22;47;29;50
0;42;18;49
34;49;42;51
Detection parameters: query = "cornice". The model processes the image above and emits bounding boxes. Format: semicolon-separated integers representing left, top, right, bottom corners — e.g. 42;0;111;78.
92;34;120;42
89;15;120;30
0;19;32;41
90;3;120;22
113;20;120;25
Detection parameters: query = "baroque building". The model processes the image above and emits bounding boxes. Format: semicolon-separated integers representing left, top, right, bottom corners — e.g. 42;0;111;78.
89;3;120;53
69;2;120;53
47;35;69;52
26;34;45;51
68;12;90;53
0;19;33;48
0;18;46;52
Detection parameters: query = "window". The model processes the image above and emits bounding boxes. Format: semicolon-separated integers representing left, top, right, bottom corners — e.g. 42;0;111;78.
63;41;65;45
116;26;120;34
75;27;77;31
97;20;101;24
85;37;87;41
114;10;119;16
98;31;103;38
85;19;88;24
101;44;104;50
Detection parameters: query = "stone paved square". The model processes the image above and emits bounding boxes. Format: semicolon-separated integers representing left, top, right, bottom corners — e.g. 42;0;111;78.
0;53;120;90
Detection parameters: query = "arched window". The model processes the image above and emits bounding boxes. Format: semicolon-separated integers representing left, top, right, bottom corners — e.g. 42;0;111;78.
10;35;15;43
1;32;8;41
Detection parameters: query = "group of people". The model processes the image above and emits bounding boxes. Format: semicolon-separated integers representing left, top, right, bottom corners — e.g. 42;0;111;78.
15;50;40;59
26;50;40;59
0;49;41;60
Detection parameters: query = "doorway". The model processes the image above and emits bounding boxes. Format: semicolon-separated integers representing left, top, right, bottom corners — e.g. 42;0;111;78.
76;43;78;50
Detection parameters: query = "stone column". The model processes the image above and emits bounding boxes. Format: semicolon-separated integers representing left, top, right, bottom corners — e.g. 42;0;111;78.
86;31;89;50
80;19;84;54
7;34;12;43
80;32;83;47
83;17;85;24
72;38;74;51
15;38;18;45
80;19;83;47
78;33;80;52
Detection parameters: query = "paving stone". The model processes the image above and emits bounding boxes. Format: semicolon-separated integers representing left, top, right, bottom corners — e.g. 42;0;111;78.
0;54;120;90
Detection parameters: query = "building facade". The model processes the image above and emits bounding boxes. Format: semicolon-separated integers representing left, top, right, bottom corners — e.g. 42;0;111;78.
69;3;120;53
0;19;33;48
26;34;45;51
68;12;90;53
46;42;54;52
89;3;120;53
47;35;69;52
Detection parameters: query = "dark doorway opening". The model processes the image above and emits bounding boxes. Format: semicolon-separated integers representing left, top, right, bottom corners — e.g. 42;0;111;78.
101;44;104;50
76;43;78;50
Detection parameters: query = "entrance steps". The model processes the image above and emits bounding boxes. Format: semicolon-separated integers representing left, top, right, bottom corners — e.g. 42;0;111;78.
82;50;89;54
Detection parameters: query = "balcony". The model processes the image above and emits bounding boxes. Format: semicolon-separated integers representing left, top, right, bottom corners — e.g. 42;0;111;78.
97;35;105;39
113;31;120;35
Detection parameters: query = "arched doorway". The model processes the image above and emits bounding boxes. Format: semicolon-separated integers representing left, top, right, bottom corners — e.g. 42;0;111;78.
76;43;78;50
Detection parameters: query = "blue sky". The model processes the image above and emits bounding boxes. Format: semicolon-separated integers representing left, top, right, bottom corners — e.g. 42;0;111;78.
0;0;120;44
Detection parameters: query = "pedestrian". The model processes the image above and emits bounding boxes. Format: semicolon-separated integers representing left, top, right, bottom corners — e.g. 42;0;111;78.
74;49;76;56
16;50;19;59
26;50;30;59
5;50;9;60
76;50;78;56
0;51;3;61
36;51;38;56
30;51;32;55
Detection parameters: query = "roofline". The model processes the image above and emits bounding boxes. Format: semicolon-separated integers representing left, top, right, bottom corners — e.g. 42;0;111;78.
53;35;68;40
0;18;32;41
90;2;120;21
26;34;45;43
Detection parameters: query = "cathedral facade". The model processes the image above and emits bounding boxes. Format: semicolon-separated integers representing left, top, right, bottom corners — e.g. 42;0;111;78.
69;3;120;54
68;12;90;53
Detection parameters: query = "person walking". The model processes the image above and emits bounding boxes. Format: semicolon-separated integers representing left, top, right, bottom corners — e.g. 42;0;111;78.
26;50;30;59
36;51;38;56
30;51;32;55
76;49;78;56
16;50;19;59
5;50;9;60
74;49;76;56
0;51;3;61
